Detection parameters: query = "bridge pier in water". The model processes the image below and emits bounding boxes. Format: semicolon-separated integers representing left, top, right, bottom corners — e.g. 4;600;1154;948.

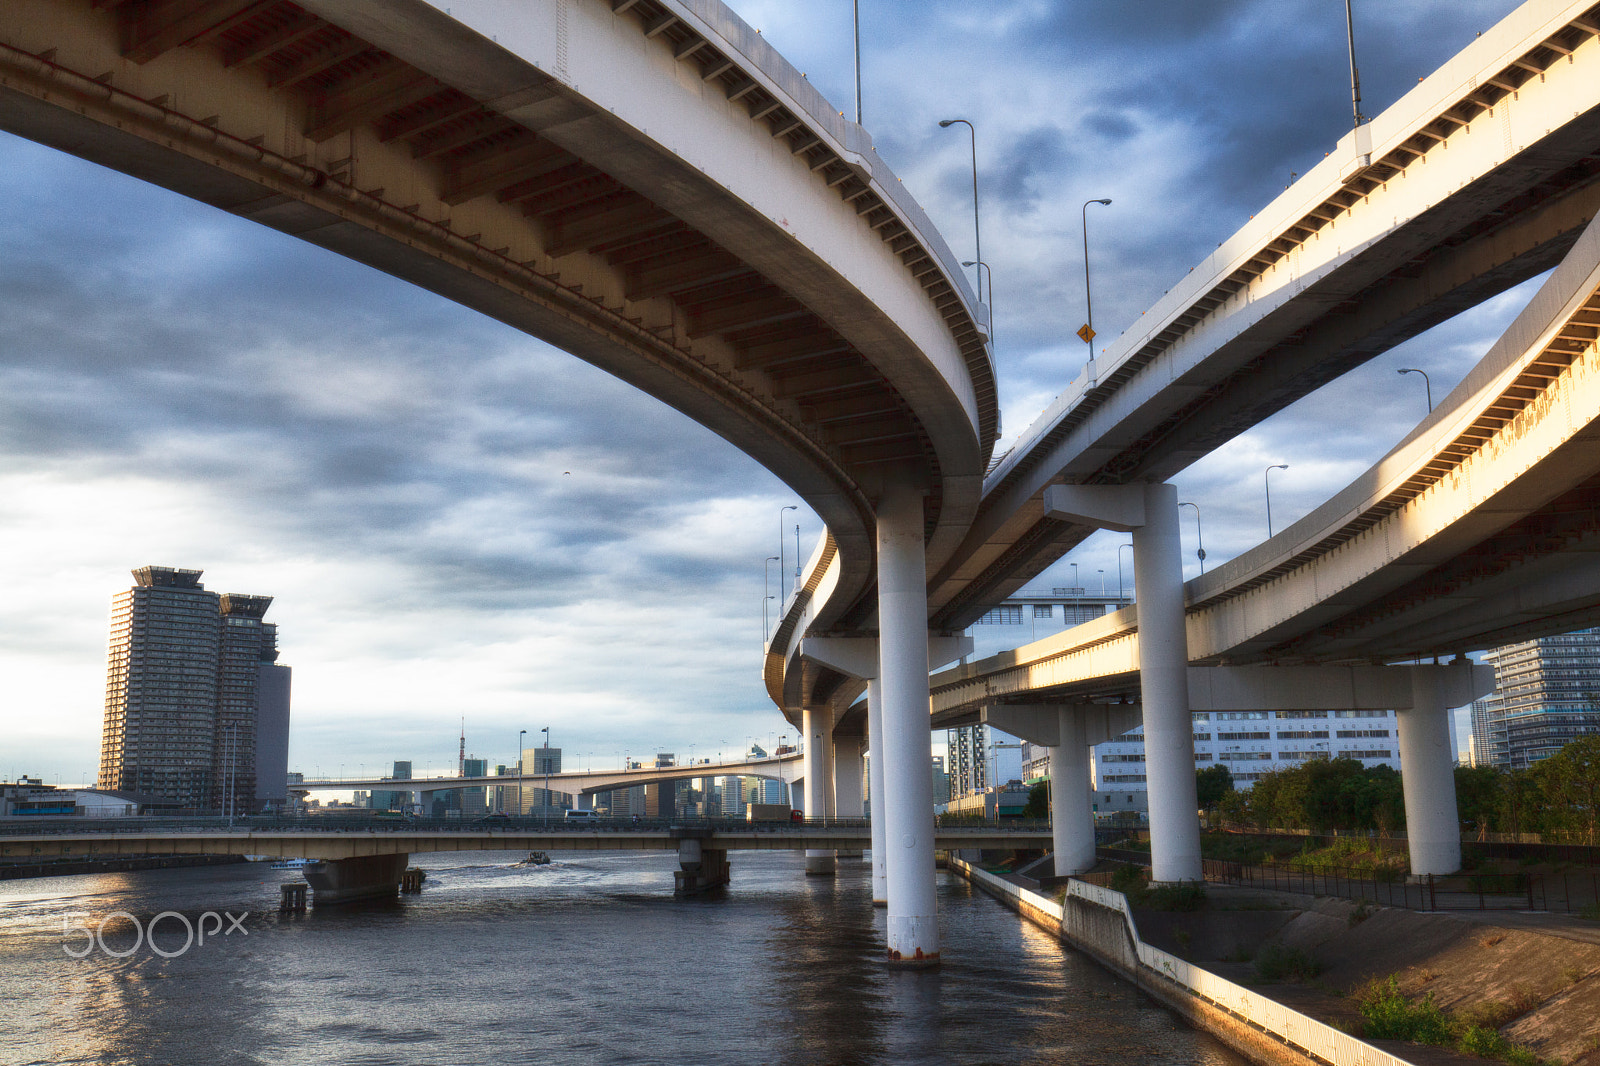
867;678;887;904
802;704;837;875
673;835;729;896
833;733;865;858
303;853;410;905
876;479;940;966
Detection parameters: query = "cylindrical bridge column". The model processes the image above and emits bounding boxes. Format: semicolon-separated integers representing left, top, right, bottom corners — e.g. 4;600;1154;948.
867;677;888;905
1051;710;1095;876
1398;669;1462;876
1134;482;1202;884
877;479;938;965
803;704;836;875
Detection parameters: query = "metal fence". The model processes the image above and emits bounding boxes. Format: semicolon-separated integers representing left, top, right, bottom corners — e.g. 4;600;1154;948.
1095;847;1600;914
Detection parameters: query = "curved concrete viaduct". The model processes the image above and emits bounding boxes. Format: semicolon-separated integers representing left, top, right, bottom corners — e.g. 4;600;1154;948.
1;0;995;964
774;0;1600;728
0;0;996;638
931;0;1600;632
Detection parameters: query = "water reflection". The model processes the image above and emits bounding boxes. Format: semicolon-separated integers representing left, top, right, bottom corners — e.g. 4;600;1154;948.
1;851;1246;1066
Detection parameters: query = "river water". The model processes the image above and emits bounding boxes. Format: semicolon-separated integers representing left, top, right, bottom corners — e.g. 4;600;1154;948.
0;851;1247;1065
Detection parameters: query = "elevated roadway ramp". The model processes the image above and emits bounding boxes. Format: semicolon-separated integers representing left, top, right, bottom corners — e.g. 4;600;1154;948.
927;0;1600;633
929;202;1600;710
0;0;996;638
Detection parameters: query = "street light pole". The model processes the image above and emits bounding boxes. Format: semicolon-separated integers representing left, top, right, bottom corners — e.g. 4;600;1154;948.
1081;198;1113;348
852;0;862;126
779;505;797;601
1179;501;1206;574
1398;367;1433;413
763;556;780;641
1345;0;1366;128
1265;464;1289;538
1117;542;1133;601
938;118;981;304
963;260;993;348
541;726;551;827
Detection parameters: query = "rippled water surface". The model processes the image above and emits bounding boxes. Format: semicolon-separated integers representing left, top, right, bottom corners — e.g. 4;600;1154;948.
0;851;1248;1065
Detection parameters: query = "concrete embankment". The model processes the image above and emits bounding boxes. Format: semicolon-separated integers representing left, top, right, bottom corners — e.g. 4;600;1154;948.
949;858;1408;1066
0;853;247;880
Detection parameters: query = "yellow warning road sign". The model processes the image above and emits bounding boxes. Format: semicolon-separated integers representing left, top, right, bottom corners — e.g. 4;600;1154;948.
1077;324;1096;344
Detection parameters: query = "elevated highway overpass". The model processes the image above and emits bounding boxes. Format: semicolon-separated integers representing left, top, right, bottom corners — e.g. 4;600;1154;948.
0;0;994;963
765;0;1600;902
774;0;1600;724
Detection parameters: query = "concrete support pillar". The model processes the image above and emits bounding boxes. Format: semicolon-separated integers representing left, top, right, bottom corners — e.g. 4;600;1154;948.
1398;669;1462;876
1051;710;1096;876
867;677;888;905
876;479;938;966
803;704;836;875
833;733;865;858
1134;482;1202;884
834;734;864;817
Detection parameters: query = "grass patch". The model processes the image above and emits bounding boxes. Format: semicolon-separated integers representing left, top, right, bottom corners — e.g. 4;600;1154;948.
1253;944;1322;983
1106;864;1207;911
1578;902;1600;922
1284;838;1407;879
1353;976;1554;1065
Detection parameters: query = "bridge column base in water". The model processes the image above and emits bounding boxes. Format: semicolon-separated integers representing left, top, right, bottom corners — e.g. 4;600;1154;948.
303;853;410;905
868;677;887;905
1398;668;1463;876
674;837;730;896
803;704;837;876
877;478;940;966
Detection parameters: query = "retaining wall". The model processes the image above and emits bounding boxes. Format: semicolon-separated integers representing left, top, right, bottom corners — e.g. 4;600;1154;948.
948;859;1413;1066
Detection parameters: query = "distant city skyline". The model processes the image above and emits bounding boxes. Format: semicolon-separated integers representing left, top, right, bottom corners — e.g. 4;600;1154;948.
0;0;1532;784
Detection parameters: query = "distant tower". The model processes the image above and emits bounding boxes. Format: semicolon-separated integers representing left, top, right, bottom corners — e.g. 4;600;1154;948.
98;566;290;813
459;719;466;777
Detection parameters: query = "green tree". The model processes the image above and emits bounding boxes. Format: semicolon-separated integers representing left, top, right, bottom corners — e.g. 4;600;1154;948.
1195;763;1234;809
1022;781;1049;819
1453;764;1503;832
1530;735;1600;844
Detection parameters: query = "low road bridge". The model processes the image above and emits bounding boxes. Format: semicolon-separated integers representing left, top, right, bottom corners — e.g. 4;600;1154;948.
0;820;1049;902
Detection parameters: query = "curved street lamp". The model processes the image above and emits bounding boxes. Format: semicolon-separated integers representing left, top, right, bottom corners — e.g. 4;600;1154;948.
763;556;780;640
938;118;982;304
1397;367;1433;413
779;505;797;601
1117;542;1134;601
1081;198;1113;348
1264;464;1289;538
962;260;993;348
1179;501;1206;573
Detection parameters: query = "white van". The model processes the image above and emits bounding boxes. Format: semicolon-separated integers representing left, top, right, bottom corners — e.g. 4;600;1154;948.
563;809;597;822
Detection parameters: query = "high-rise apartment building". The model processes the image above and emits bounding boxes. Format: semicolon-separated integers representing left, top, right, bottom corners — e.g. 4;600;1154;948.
1475;628;1600;771
97;566;291;813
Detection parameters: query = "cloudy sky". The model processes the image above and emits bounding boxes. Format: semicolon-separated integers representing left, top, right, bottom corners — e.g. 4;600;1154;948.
1;0;1533;786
